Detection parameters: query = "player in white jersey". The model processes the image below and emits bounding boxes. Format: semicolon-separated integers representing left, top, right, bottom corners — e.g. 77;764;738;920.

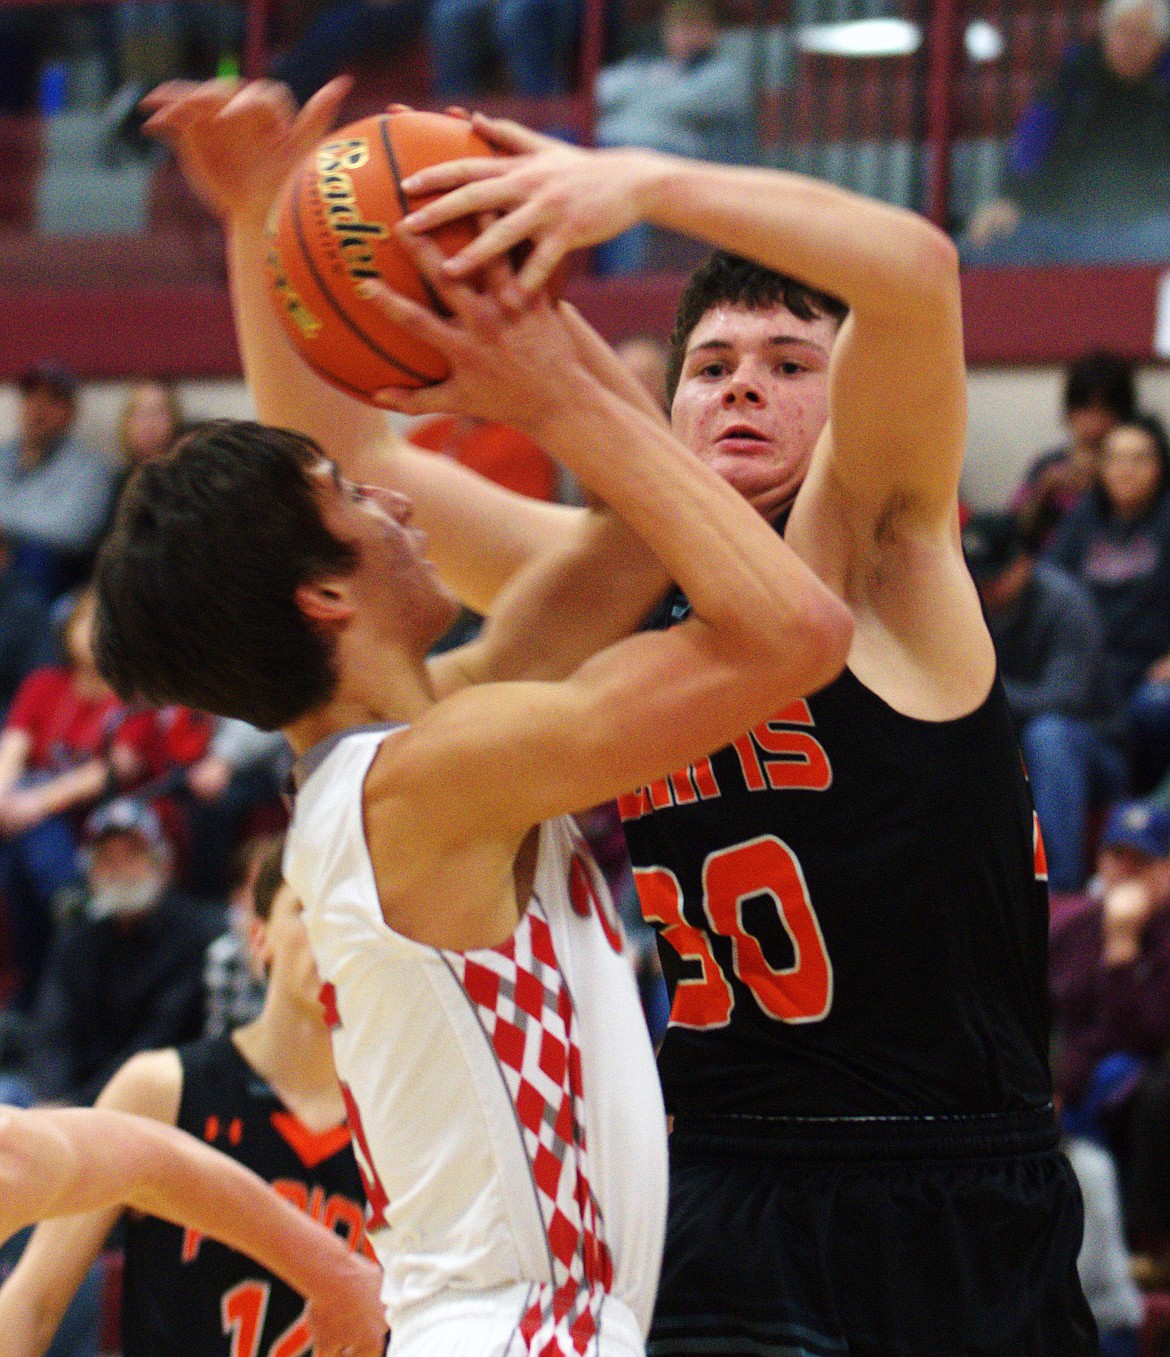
91;181;852;1355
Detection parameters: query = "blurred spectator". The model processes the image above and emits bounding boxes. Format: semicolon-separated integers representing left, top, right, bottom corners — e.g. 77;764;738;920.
0;588;157;1009
1064;1130;1144;1357
410;415;558;501
428;0;578;95
271;0;426;107
1049;800;1170;1139
22;798;223;1105
203;832;276;1038
0;530;57;724
1047;416;1170;729
965;511;1125;893
1012;352;1136;553
615;336;670;413
181;717;290;898
0;8;58;112
964;0;1170;266
594;0;753;272
117;378;184;475
0;364;113;597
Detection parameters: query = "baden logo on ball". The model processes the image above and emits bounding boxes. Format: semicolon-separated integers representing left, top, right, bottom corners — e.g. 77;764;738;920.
266;110;497;402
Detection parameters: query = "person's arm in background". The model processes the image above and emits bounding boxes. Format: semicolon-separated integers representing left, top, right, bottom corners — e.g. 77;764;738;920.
0;1102;385;1357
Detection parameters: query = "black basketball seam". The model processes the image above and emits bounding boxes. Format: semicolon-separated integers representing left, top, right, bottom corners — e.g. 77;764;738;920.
290;165;439;387
380;114;452;318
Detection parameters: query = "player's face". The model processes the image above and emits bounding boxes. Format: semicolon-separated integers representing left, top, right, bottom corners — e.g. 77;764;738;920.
261;882;324;1016
310;459;460;653
671;303;837;522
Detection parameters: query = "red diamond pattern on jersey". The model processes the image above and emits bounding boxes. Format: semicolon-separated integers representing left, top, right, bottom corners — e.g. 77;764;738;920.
446;900;613;1357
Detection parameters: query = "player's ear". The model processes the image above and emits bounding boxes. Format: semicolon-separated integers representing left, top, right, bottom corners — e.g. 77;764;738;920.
248;915;272;979
294;579;357;624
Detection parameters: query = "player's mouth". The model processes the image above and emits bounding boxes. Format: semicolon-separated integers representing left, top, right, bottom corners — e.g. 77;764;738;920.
716;425;772;453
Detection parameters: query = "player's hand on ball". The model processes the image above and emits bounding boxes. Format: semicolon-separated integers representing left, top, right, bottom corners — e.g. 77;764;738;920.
397;119;658;297
141;75;351;224
303;1249;386;1357
366;229;582;428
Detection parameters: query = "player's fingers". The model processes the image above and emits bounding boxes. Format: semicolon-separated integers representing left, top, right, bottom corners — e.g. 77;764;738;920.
221;79;296;134
358;280;453;351
372;382;450;416
441;201;540;278
141;77;243;135
469;112;554;154
295;75;352;147
515;232;567;296
138;78;202;113
386;101;412;114
444;105;471;121
474;214;525;311
392;227;466;318
398;157;511;204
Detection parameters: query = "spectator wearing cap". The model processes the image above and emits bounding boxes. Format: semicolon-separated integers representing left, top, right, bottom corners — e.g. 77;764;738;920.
22;798;223;1106
966;510;1125;893
1049;799;1170;1140
0;587;158;1009
0;363;113;597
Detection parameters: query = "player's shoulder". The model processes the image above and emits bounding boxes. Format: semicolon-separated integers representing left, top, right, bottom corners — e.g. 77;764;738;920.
95;1047;183;1124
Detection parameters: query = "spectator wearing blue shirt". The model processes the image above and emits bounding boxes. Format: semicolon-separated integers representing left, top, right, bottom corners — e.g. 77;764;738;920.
0;530;57;724
964;0;1170;266
966;511;1126;893
0;364;113;597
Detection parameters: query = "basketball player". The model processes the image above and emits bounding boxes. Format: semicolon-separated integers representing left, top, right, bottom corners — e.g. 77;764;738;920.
143;82;1094;1354
0;1111;382;1357
90;197;851;1357
0;842;378;1357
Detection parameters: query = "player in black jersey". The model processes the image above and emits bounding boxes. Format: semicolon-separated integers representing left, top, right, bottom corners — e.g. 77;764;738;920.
334;128;1095;1355
140;81;1093;1354
0;841;379;1357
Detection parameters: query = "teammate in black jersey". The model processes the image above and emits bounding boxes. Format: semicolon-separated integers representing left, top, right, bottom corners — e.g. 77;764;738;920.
141;81;1094;1354
0;841;378;1357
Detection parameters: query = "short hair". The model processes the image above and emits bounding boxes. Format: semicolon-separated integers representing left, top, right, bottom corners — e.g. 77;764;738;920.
252;836;287;923
666;252;849;404
94;420;357;731
1110;412;1170;484
1064;350;1136;419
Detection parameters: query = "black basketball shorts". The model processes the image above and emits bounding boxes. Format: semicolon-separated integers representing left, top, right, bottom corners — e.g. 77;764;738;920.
648;1107;1097;1357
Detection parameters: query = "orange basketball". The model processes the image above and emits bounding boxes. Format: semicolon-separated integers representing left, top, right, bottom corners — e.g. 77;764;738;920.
265;110;495;401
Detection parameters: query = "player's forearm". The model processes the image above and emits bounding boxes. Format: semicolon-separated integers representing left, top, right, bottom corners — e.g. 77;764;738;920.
0;1109;357;1300
228;211;575;612
466;505;669;686
228;211;393;474
526;377;851;671
629;152;958;318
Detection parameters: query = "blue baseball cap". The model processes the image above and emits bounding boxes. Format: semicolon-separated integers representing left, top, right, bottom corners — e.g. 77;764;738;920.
83;797;165;851
1101;800;1170;860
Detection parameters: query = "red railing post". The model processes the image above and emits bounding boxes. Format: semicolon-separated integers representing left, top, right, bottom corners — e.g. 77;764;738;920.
575;0;604;144
242;0;270;80
923;0;961;227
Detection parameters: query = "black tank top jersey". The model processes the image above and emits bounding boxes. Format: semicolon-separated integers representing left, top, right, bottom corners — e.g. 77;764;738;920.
121;1036;369;1357
623;591;1053;1122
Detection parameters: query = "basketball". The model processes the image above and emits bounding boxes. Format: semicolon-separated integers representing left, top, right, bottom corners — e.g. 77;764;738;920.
265;110;495;401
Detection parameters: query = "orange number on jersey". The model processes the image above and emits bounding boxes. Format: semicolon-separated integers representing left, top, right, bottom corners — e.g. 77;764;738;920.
222;1281;270;1357
702;835;832;1023
268;1306;313;1357
634;866;733;1028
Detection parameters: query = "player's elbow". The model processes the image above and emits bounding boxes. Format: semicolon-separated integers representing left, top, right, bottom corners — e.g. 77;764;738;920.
781;588;853;694
904;218;960;303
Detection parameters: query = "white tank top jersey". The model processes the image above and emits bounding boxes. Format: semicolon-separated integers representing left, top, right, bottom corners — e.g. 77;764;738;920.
283;727;668;1357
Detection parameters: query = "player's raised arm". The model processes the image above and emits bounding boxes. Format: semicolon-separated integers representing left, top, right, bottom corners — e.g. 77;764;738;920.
142;78;582;613
399;131;965;534
0;1105;385;1357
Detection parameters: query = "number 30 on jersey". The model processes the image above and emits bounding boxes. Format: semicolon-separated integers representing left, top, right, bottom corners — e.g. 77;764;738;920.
636;834;833;1027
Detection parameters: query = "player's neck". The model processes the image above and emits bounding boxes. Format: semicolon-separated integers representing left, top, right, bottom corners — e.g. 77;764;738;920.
233;999;345;1132
283;647;435;755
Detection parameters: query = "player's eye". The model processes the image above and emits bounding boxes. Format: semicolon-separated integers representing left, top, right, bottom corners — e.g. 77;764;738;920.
699;361;726;379
777;360;804;376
